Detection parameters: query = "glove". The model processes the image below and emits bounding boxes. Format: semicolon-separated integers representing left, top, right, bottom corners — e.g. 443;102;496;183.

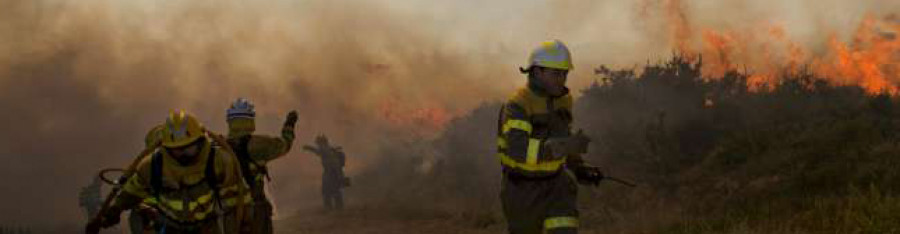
85;209;121;233
284;110;298;128
283;110;298;140
85;219;101;234
135;204;159;225
572;165;604;186
99;210;121;228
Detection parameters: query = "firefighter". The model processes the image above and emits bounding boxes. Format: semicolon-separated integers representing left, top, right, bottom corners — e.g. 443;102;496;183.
497;40;604;234
79;176;103;219
225;98;297;233
302;135;348;211
87;110;252;234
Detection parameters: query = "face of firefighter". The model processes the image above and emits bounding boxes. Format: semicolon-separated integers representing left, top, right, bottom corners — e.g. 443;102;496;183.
167;139;204;166
534;66;569;96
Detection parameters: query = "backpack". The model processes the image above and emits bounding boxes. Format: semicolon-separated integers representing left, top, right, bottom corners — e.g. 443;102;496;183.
227;135;269;188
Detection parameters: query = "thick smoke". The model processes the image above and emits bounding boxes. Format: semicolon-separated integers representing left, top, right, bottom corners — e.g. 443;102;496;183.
0;0;895;231
0;0;513;228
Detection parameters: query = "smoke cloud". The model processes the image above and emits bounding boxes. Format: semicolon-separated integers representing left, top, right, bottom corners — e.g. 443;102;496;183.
0;0;895;231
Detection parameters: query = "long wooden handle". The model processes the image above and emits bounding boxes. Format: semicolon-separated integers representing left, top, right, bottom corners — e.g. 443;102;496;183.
605;176;637;187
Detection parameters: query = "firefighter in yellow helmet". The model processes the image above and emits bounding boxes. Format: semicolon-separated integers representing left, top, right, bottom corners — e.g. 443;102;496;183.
87;110;251;234
497;40;604;234
225;98;298;234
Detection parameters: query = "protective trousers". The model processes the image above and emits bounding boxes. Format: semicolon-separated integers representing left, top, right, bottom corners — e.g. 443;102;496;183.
501;172;579;234
248;190;274;234
322;170;344;210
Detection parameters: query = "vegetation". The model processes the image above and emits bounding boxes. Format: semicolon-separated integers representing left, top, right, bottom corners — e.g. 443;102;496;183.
295;55;900;233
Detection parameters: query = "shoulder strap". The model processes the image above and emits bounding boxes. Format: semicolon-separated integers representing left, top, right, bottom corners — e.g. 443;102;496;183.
150;151;163;199
205;146;219;189
205;145;223;209
231;135;259;187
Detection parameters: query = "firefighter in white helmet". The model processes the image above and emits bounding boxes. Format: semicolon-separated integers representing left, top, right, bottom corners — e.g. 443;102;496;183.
497;40;604;234
225;97;298;234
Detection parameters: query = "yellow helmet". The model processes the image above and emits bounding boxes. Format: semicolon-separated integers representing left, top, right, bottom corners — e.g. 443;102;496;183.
160;110;205;148
525;40;573;71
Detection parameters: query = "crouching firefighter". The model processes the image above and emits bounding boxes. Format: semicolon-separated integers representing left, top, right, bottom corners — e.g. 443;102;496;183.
225;98;298;234
497;40;604;234
87;110;252;234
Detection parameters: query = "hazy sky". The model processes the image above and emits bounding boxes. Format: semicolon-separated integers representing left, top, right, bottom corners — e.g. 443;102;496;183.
0;0;896;230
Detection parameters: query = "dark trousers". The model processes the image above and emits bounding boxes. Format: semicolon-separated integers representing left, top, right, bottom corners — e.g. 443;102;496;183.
247;198;274;234
322;172;344;210
501;172;579;234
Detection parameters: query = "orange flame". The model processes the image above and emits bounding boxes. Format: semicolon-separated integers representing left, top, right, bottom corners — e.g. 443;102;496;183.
669;13;900;94
378;100;453;136
701;30;738;79
813;17;900;94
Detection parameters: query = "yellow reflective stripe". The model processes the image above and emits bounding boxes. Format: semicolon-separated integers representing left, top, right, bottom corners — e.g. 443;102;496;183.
502;119;532;133
197;192;213;204
497;137;508;148
188;192;214;210
219;184;240;195
192;205;215;219
222;193;253;207
526;138;540;165
195;210;210;220
544;216;579;229
146;196;218;221
143;197;159;205
497;153;565;172
150;192;216;213
164;199;183;211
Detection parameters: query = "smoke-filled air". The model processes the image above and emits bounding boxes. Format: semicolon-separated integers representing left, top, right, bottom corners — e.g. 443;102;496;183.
0;0;898;233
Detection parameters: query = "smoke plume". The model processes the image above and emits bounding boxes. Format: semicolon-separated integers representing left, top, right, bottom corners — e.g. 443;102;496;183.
0;0;895;231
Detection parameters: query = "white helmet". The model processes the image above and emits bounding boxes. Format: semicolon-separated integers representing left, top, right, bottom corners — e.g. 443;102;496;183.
522;40;574;72
227;98;256;120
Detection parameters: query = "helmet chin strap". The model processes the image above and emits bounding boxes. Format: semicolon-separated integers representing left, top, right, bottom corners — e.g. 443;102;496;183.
519;66;531;74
